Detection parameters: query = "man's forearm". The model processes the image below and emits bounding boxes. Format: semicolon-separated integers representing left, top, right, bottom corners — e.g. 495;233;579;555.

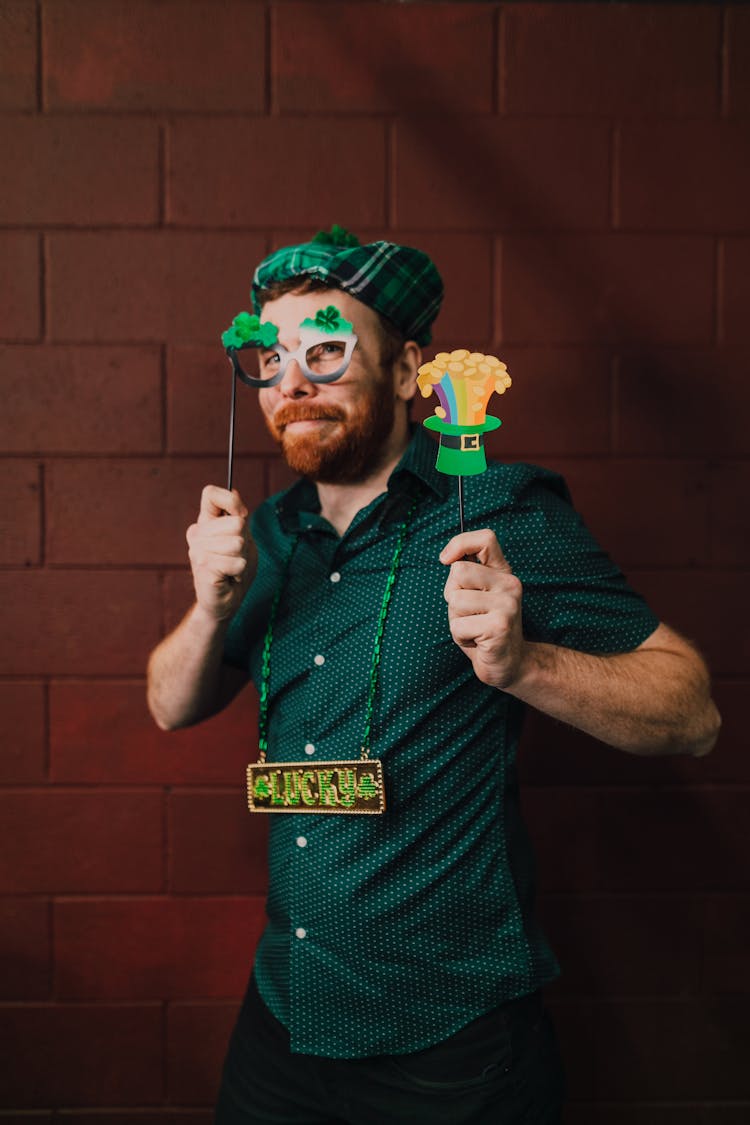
146;603;239;731
506;632;720;758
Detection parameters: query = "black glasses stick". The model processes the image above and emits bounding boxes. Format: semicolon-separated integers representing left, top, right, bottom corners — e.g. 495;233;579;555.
227;368;237;492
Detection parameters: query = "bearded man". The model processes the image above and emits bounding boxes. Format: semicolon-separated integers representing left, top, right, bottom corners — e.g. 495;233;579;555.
147;229;720;1125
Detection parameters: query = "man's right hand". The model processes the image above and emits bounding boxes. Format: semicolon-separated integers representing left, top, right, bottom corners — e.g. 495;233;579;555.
186;485;257;621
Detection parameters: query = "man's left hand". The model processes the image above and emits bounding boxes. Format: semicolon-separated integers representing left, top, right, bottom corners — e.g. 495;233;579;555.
440;529;526;690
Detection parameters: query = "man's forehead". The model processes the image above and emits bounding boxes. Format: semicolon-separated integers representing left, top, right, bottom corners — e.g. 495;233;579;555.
260;289;372;336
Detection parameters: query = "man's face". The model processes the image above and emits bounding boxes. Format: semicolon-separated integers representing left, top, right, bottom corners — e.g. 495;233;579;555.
257;289;405;484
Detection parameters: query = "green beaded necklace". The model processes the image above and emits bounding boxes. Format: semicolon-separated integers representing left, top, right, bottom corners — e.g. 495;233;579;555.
246;496;418;816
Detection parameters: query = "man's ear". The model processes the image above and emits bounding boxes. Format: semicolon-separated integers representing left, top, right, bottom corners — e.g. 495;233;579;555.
394;341;421;403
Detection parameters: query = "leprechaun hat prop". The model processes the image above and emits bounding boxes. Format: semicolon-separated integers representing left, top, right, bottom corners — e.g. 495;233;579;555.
418;350;512;476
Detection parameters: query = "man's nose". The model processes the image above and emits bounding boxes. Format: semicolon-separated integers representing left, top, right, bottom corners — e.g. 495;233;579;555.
278;358;313;398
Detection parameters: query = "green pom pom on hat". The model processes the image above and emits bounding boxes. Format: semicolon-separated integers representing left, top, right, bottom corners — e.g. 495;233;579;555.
251;225;443;346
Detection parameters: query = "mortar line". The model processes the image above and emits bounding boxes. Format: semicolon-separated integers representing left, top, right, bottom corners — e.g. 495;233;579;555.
266;1;274;116
715;238;724;347
720;4;730;118
610;124;620;231
495;4;503;115
36;0;44;112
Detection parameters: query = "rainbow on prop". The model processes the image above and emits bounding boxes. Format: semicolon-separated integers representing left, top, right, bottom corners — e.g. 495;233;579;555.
418;349;511;476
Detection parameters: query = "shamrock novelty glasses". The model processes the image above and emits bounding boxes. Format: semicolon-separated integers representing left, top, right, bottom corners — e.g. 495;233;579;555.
222;306;358;388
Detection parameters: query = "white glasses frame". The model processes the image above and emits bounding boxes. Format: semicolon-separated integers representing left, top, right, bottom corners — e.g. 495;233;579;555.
228;333;359;388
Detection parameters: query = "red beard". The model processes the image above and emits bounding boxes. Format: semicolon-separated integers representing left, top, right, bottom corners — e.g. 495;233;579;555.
265;378;396;484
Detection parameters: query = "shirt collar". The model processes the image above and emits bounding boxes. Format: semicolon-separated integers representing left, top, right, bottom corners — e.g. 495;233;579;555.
388;424;451;501
274;425;451;534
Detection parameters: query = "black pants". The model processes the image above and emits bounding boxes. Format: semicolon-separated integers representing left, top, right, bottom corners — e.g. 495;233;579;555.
215;976;565;1124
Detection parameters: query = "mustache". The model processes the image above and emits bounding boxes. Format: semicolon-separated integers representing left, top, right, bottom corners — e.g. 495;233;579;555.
273;403;347;428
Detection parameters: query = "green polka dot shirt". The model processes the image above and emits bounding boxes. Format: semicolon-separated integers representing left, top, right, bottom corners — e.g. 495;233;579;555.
223;427;658;1058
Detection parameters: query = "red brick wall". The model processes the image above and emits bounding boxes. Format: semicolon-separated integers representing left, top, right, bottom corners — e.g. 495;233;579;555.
1;2;748;1120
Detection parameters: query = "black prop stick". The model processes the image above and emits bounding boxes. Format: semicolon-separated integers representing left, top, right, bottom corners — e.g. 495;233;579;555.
419;349;512;541
227;365;238;492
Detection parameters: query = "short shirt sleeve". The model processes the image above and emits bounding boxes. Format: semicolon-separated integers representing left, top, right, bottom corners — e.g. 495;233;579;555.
496;467;659;654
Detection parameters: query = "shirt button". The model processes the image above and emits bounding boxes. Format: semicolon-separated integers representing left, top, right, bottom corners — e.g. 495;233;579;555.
313;654;325;666
296;836;307;848
295;927;307;939
304;743;316;756
329;571;341;583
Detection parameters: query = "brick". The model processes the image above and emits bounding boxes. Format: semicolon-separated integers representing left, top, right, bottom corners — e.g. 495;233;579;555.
503;4;720;117
167;1002;238;1104
545;1001;593;1101
164;570;200;634
0;682;45;784
538;457;709;570
0;790;163;893
54;897;264;1000
567;1108;701;1125
594;999;750;1100
703;681;750;784
703;895;750;995
0;1004;162;1105
44;0;264;112
620;122;750;234
0;898;50;999
0;234;39;341
58;1114;211;1124
169;791;268;894
48;232;266;344
394;231;495;342
0;1115;53;1124
727;6;750;115
168;118;386;229
709;460;750;568
0;460;40;565
539;895;700;998
615;348;750;458
702;1110;750;1124
50;680;255;785
519;687;740;788
481;347;611;459
524;788;600;894
0;0;36;108
0;571;161;675
168;345;280;456
528;788;750;894
0;117;158;226
633;570;748;680
0;345;162;454
596;789;750;894
266;457;298;500
274;3;494;114
395;118;609;232
500;235;716;345
723;239;750;346
46;457;264;566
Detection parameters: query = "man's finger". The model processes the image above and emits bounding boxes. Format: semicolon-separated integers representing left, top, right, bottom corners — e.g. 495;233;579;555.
445;588;508;618
198;485;248;522
439;529;511;571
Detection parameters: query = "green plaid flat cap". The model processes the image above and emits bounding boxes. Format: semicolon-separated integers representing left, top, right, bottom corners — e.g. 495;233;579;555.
251;227;444;346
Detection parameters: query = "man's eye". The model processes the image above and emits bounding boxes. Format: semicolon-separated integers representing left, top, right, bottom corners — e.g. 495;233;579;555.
309;342;345;360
